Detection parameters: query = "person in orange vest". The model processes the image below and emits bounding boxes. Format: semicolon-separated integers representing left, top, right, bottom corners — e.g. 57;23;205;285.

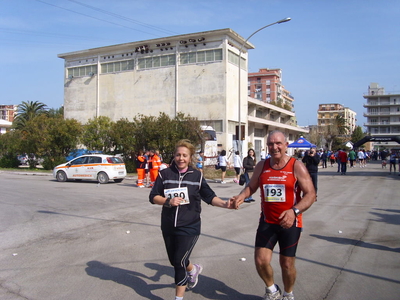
136;150;147;188
149;149;162;187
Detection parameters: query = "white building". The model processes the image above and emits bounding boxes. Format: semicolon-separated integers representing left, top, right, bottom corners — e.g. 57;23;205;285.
0;119;12;134
58;28;307;157
363;83;400;149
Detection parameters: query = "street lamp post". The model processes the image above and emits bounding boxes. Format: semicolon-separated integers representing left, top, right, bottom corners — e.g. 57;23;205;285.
237;17;291;157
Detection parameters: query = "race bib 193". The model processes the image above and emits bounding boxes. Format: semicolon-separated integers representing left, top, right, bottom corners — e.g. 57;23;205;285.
164;187;190;205
262;184;286;202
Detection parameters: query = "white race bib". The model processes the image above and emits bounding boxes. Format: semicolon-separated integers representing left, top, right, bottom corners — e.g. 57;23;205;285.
262;184;286;202
164;187;190;205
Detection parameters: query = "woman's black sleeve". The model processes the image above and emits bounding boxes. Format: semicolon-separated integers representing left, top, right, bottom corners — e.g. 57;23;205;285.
199;177;217;205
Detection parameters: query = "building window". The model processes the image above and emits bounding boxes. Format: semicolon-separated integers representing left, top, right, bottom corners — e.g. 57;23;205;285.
227;50;246;69
137;54;175;69
200;120;223;132
181;49;222;65
101;60;134;73
254;128;264;137
67;64;98;78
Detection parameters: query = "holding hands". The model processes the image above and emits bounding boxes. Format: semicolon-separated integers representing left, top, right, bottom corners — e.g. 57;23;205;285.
229;194;245;209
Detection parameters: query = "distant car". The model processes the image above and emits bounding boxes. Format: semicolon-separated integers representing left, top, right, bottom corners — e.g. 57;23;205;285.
53;154;126;184
17;154;44;166
17;155;28;165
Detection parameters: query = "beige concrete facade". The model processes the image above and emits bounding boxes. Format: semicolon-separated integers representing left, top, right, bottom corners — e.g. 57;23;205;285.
317;103;357;134
58;28;307;158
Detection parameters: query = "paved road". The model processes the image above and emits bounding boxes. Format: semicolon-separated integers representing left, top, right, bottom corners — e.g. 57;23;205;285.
0;161;399;299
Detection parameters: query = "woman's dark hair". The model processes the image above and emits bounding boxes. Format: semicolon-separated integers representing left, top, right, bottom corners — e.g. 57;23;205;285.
247;148;255;156
235;151;239;155
247;148;256;163
220;150;226;156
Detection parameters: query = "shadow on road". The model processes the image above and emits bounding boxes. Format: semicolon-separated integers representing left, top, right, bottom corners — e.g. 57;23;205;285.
85;261;260;300
309;234;400;253
370;208;400;226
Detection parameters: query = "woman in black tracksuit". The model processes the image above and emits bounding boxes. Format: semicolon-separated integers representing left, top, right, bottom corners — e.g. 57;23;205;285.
149;139;234;300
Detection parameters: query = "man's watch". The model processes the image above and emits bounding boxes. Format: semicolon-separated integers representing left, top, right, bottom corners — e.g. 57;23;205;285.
292;207;301;217
163;198;172;208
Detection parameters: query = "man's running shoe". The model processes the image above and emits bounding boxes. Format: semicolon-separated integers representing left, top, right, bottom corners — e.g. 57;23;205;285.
282;293;295;300
262;284;281;300
187;264;203;289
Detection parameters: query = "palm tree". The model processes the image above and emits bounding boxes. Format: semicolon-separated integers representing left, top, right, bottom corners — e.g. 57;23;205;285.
13;101;48;130
335;115;349;135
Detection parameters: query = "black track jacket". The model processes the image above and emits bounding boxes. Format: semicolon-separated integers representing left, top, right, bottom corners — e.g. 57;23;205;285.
149;164;216;236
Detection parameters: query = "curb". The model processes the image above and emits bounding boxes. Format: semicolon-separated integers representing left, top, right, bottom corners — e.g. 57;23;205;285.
0;170;236;183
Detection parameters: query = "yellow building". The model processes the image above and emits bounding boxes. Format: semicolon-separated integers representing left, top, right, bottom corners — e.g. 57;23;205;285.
317;103;357;134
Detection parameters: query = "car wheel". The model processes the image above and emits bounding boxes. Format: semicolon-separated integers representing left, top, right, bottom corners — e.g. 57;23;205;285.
97;172;109;184
114;179;123;183
56;171;67;182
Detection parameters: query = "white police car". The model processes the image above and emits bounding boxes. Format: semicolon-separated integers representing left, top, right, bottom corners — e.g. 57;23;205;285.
53;154;126;184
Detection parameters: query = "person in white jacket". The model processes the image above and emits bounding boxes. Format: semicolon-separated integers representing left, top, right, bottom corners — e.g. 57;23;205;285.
218;150;230;183
233;151;243;183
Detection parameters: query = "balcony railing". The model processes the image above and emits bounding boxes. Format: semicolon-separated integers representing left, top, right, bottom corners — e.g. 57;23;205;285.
363;111;399;116
364;121;400;126
363;102;393;107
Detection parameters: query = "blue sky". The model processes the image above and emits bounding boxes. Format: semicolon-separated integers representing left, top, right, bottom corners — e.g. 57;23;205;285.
1;0;399;127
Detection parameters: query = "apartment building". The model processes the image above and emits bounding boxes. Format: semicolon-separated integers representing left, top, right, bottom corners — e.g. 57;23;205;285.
0;105;16;134
317;103;357;134
0;104;17;122
248;68;294;110
58;29;307;157
363;83;400;148
247;68;305;154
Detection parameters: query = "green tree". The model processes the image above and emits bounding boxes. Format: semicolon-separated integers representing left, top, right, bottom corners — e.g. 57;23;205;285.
132;114;159;152
18;114;82;169
0;130;23;168
351;126;365;144
13;101;48;130
48;106;64;118
81;116;114;153
110;118;136;156
109;118;137;172
174;112;202;152
335;115;349;135
133;112;201;158
320;115;350;150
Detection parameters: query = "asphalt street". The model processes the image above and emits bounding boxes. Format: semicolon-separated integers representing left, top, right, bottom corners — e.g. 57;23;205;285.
0;160;399;300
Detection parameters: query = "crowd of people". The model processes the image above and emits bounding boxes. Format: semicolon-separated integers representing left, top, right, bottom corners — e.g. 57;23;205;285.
136;146;399;190
295;147;399;173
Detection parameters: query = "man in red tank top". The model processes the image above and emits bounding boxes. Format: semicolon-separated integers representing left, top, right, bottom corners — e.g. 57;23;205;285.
231;131;316;300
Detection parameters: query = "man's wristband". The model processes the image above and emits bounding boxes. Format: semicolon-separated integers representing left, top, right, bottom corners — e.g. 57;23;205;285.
292;207;301;217
163;198;172;208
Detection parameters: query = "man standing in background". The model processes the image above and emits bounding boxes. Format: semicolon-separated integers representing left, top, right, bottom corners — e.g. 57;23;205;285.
302;147;320;198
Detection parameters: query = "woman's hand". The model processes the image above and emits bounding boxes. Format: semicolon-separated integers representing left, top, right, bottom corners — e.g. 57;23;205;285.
170;197;185;206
